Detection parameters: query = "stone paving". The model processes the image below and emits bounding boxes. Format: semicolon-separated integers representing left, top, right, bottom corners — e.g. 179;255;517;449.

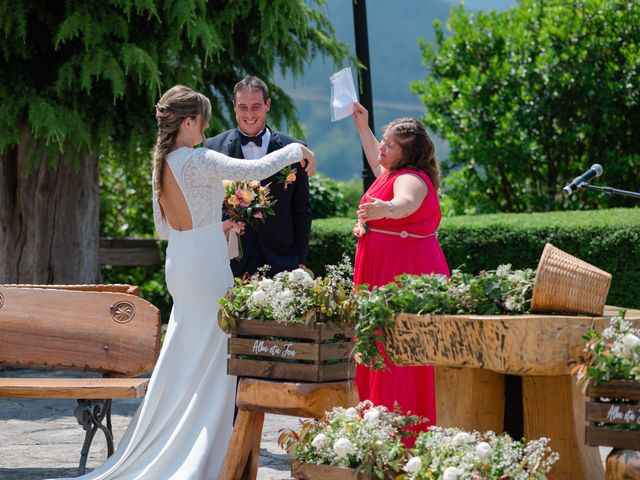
0;368;297;480
0;368;611;480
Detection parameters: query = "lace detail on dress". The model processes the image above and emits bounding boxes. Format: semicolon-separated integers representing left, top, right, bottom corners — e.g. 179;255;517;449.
152;143;302;239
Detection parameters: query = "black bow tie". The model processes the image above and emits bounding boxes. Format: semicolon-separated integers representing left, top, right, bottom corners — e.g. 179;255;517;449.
239;129;265;147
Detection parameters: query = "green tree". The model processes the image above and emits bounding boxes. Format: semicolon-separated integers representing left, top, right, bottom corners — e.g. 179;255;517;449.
0;0;350;283
414;0;640;214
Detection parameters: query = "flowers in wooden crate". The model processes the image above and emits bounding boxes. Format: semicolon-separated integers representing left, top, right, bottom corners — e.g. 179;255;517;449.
218;255;357;331
399;427;559;480
279;400;425;479
574;312;640;389
354;265;536;369
280;402;558;480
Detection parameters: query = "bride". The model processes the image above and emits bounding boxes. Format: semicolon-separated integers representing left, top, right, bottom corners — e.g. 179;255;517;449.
56;85;315;479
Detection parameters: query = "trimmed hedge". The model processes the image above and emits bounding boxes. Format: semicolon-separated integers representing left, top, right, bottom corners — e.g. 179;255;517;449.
309;208;640;309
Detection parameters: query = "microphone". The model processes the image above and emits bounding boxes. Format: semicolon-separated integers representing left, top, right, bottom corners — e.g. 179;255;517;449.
562;164;603;196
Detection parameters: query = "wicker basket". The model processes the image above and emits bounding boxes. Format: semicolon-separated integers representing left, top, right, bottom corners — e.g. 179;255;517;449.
530;243;611;316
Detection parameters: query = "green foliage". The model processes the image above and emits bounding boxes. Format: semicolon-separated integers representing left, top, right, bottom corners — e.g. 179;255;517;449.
355;267;535;369
310;174;350;219
575;313;640;393
414;0;640;213
0;0;352;162
310;208;640;309
307;217;357;278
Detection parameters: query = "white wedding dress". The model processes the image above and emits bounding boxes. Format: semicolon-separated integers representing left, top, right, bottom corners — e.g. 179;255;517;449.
55;144;303;480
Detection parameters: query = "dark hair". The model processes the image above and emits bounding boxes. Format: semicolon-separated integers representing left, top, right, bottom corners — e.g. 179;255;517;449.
384;118;441;191
153;85;211;196
233;76;269;103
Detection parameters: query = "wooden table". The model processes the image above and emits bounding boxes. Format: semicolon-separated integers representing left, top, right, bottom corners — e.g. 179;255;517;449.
383;306;640;480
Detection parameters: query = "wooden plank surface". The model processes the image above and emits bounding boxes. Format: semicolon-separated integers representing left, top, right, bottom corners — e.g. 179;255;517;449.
586;427;640;450
291;461;361;480
99;238;162;266
231;319;352;342
385;312;640;376
0;286;161;375
588;380;640;401
228;358;353;383
0;377;149;399
587;401;640;425
236;378;359;418
220;409;264;480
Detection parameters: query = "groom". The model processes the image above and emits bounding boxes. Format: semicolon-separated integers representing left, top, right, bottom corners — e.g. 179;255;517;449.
206;76;312;277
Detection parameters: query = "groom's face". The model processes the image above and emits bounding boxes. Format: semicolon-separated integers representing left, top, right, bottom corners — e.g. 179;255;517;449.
234;89;271;137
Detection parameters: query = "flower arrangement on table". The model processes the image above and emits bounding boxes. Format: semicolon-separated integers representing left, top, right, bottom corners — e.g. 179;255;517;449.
279;402;558;480
222;180;276;259
279;400;425;479
355;265;536;369
573;312;640;389
218;255;357;331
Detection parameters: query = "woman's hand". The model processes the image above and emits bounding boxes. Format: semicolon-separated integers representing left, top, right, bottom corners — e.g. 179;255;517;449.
298;145;316;175
357;194;392;221
352;102;369;131
223;220;245;238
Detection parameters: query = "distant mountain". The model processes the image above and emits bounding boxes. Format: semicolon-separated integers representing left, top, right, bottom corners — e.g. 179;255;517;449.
279;0;515;180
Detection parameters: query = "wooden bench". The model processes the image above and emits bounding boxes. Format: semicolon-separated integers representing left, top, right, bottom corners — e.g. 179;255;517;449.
0;284;161;475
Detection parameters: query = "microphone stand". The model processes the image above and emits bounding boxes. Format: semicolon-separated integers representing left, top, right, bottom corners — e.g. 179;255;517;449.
579;183;640;199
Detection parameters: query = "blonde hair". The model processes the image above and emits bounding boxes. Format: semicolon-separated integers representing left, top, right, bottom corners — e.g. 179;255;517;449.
385;118;441;191
152;85;211;196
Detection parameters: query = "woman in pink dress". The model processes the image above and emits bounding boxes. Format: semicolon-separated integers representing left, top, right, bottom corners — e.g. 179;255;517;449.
351;102;449;434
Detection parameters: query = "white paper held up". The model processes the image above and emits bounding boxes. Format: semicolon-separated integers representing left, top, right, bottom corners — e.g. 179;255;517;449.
330;67;358;122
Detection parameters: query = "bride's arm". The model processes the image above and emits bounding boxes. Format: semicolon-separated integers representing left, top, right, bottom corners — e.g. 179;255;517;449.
201;143;315;181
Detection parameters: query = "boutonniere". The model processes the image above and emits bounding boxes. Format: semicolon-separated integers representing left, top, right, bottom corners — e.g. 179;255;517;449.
278;166;297;190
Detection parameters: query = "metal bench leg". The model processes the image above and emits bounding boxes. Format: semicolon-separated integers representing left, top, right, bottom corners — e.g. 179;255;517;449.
74;399;114;475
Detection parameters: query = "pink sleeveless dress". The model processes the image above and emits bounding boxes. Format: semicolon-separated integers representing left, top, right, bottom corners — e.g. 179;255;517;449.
354;168;449;434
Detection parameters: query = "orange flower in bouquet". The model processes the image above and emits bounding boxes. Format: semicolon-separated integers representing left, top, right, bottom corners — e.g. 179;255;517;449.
223;180;276;258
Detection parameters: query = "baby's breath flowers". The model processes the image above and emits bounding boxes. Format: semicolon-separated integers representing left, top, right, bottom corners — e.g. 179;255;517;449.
278;400;425;479
218;255;357;331
398;426;559;480
574;312;640;390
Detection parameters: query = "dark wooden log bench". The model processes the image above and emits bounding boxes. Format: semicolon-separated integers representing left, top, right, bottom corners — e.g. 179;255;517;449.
0;284;161;475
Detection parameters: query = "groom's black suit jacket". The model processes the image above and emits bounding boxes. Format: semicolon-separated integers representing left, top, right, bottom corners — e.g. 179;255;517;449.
205;127;312;277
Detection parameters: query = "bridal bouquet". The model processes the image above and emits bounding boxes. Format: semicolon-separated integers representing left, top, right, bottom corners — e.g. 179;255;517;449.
222;180;276;258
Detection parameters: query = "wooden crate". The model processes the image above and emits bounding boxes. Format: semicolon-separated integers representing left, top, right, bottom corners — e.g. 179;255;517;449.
227;319;355;382
586;380;640;450
291;460;362;479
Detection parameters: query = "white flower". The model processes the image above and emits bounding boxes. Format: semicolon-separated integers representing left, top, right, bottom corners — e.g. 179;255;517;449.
475;441;492;462
363;409;380;424
452;431;473;445
404;456;422;474
311;433;328;449
442;466;462;480
250;289;267;305
290;268;312;283
344;407;359;420
258;278;274;289
333;438;356;458
622;333;640;356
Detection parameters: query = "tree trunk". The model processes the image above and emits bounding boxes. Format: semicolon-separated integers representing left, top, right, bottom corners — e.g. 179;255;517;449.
0;132;99;284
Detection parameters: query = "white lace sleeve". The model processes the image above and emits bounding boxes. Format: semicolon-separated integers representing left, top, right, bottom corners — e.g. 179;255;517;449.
151;170;170;240
200;143;303;181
